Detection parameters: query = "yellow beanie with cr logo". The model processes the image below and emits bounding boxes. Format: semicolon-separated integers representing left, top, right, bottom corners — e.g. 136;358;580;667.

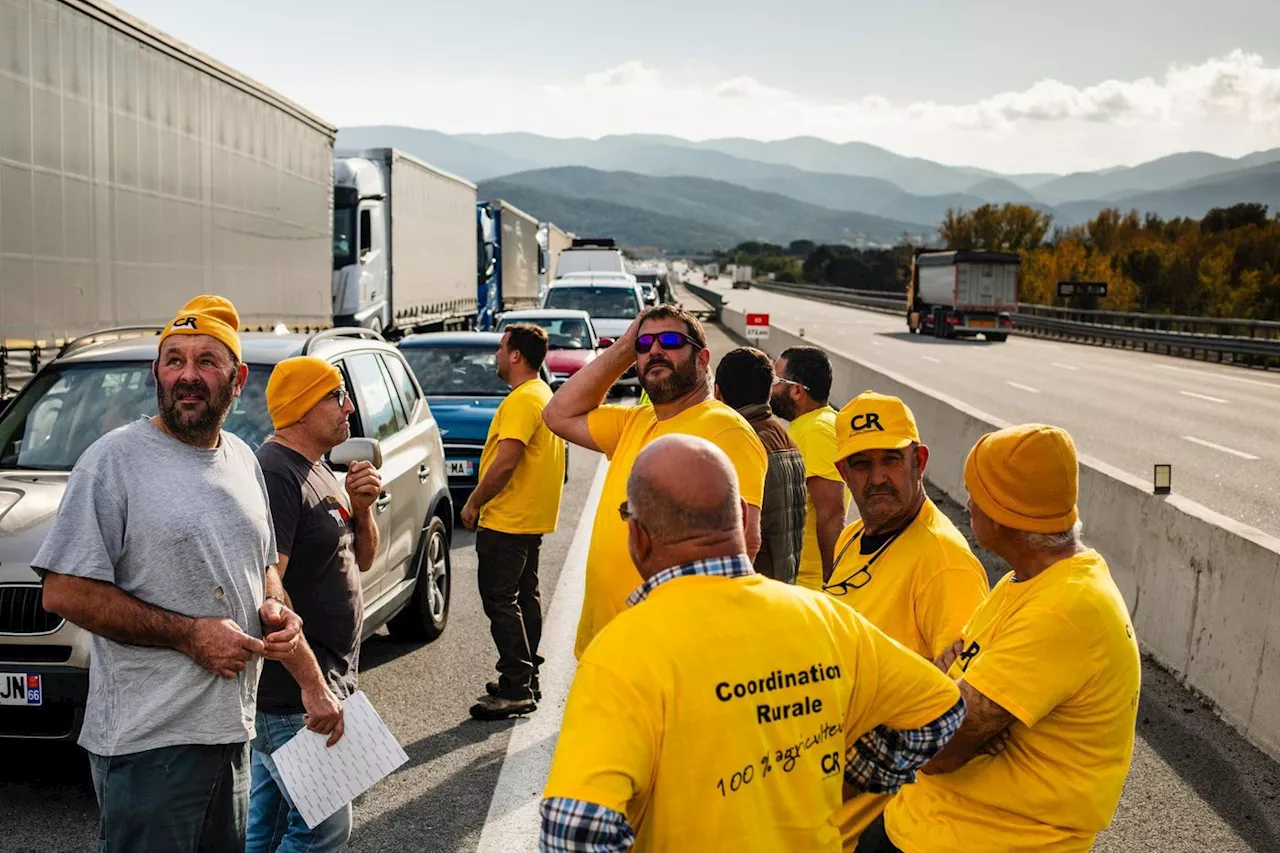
964;423;1079;533
160;295;242;361
267;357;343;430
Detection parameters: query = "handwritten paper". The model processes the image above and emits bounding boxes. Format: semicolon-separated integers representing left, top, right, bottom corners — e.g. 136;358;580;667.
272;691;409;828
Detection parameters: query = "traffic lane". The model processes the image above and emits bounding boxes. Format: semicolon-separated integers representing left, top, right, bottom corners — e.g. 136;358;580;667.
924;484;1280;852
346;443;601;852
0;445;603;853
713;285;1280;534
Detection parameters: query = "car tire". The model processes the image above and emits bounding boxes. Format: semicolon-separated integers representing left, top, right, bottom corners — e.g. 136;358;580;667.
387;515;451;643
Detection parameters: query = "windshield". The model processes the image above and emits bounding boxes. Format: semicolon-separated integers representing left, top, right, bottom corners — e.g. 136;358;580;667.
497;316;596;350
0;363;274;470
544;287;640;320
333;204;357;271
400;346;508;396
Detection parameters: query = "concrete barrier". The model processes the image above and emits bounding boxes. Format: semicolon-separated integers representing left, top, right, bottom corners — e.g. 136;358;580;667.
722;305;1280;763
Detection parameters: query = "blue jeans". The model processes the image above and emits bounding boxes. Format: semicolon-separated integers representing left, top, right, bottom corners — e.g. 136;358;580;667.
246;711;352;853
88;742;249;852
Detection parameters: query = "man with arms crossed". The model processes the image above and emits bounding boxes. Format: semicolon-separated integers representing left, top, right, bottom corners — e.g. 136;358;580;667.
247;356;382;852
36;296;303;852
543;306;767;658
539;435;966;851
822;392;989;849
864;424;1141;853
772;346;849;590
462;324;565;720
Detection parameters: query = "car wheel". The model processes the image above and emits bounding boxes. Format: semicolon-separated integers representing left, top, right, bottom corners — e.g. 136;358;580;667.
387;515;451;642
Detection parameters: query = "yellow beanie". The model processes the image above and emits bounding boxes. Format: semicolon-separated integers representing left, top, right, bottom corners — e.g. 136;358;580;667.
964;424;1079;534
160;295;242;361
267;357;343;430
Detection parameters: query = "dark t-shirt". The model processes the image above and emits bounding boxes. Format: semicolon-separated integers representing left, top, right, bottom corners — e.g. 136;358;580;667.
255;441;363;714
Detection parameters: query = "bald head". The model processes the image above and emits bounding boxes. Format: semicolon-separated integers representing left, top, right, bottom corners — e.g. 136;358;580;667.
627;434;742;545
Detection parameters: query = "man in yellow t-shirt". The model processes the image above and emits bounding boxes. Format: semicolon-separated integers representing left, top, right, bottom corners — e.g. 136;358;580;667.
865;424;1141;853
822;392;989;849
461;324;565;721
772;346;849;590
544;306;768;658
541;435;966;852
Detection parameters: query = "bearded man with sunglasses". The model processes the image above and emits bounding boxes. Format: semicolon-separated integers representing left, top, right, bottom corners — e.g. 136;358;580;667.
823;391;989;851
543;306;767;659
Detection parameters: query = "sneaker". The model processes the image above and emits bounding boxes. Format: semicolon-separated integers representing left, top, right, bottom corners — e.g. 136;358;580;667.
487;679;541;702
469;693;537;721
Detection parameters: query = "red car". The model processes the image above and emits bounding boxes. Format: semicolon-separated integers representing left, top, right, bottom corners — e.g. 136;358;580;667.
494;309;600;390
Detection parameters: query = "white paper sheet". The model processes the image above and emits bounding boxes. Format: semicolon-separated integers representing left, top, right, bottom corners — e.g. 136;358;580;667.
271;690;409;829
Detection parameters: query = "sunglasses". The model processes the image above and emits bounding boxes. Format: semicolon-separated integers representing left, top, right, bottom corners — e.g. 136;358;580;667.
328;387;349;407
773;376;808;390
618;501;634;522
635;331;703;354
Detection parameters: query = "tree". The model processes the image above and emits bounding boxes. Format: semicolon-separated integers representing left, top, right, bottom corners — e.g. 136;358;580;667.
940;204;1052;252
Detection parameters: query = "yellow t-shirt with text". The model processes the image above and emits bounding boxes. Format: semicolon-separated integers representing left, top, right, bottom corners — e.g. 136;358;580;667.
577;401;766;658
789;407;848;591
478;379;565;535
884;549;1141;853
545;572;962;852
823;498;990;848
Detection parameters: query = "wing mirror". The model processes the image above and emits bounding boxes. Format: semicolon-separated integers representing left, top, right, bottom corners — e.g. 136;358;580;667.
598;336;615;347
328;437;383;471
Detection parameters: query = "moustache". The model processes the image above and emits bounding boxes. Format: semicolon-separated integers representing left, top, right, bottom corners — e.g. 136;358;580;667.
171;381;209;401
645;358;674;373
864;486;899;499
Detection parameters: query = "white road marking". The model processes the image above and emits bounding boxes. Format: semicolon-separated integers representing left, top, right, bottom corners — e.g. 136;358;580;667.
1182;436;1258;460
870;340;884;347
1051;362;1079;371
476;454;610;853
1006;381;1041;394
922;355;941;363
1156;363;1280;390
1179;390;1228;404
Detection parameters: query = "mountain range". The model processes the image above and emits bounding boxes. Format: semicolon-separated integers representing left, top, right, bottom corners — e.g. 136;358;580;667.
337;126;1280;251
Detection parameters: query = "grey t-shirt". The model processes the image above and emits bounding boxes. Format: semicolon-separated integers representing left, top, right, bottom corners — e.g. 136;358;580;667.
32;417;276;756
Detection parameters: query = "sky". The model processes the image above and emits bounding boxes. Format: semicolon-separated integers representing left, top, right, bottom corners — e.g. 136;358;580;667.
111;0;1280;175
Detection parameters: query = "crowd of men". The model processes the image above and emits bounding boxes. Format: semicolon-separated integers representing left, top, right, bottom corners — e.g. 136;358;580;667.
34;294;1140;853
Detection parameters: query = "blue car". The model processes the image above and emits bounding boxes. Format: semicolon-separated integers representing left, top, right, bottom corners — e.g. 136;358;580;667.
397;332;566;511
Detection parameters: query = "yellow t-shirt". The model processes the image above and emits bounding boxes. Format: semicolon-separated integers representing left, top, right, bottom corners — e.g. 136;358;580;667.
884;549;1141;853
577;401;766;658
789;407;849;591
477;379;565;535
545;572;962;852
823;499;990;848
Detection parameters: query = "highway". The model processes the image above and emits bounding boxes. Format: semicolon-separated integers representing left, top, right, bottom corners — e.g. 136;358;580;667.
699;278;1280;537
2;320;1278;852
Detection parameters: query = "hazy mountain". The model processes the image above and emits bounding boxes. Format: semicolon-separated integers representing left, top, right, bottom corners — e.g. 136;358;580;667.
336;126;538;181
476;181;744;252
482;167;932;247
1034;150;1280;204
966;177;1040;205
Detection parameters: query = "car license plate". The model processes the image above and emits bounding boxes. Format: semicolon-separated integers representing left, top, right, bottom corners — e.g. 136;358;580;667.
969;319;994;327
0;673;42;706
447;460;475;478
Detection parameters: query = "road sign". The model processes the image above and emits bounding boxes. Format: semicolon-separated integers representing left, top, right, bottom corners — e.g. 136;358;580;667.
745;313;769;341
1058;281;1108;298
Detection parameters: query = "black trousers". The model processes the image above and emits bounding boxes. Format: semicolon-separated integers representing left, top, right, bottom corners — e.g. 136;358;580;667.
476;528;545;698
856;814;905;853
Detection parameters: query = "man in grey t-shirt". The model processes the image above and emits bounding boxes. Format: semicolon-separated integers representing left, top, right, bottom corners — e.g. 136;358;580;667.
36;295;304;853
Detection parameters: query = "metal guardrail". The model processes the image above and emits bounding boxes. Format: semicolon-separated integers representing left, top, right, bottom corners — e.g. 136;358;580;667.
743;280;1280;367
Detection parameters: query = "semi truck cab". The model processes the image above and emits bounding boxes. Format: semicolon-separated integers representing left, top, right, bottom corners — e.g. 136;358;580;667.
333;156;389;332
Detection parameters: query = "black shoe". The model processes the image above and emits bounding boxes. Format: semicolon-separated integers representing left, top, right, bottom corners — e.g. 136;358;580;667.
469;693;537;721
487;679;541;702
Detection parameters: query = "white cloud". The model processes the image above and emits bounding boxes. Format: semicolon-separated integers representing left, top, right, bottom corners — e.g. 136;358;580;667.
312;50;1280;173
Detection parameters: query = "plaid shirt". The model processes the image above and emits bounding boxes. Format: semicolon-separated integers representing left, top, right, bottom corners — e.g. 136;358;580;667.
539;554;967;850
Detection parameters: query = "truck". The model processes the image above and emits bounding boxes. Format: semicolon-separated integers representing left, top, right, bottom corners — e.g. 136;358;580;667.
333;148;478;336
537;222;575;301
0;0;336;393
906;250;1020;341
732;264;754;289
554;237;628;278
476;200;541;330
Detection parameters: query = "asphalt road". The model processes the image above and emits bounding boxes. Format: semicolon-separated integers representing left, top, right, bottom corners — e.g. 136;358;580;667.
696;278;1280;537
1;320;1277;851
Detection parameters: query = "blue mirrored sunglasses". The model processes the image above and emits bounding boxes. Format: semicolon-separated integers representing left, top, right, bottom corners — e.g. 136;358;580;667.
635;331;702;353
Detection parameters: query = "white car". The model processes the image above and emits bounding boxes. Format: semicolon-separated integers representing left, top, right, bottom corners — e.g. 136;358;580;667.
541;279;645;391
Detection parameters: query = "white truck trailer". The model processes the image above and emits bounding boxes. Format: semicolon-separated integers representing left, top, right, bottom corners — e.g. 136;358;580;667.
907;250;1019;341
537;221;574;300
332;148;478;335
0;0;336;353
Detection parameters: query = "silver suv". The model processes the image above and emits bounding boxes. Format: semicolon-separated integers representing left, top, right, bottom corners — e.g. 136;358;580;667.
0;327;454;742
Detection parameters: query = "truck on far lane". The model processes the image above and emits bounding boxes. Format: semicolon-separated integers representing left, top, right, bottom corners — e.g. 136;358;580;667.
476;200;541;330
906;250;1019;341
